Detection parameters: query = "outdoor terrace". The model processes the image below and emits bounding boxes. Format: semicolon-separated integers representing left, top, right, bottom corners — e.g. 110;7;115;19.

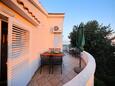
28;52;86;86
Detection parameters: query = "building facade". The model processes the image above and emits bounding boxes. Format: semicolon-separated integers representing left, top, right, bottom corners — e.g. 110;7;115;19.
0;0;64;86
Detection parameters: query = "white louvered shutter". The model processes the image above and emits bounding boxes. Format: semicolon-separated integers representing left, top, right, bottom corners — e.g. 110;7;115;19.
12;25;29;58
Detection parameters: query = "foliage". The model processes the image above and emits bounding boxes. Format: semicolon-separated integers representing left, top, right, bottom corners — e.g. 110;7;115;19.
94;77;106;86
68;20;115;86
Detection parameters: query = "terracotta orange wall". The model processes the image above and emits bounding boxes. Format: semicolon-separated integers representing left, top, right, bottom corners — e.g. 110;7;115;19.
48;16;64;49
0;2;43;61
21;0;53;52
0;1;64;85
0;1;50;79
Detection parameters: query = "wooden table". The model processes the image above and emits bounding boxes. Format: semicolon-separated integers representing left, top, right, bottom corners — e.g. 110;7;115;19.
41;52;64;57
40;52;64;74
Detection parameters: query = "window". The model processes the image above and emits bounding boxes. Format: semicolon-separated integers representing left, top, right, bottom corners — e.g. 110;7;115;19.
12;25;29;58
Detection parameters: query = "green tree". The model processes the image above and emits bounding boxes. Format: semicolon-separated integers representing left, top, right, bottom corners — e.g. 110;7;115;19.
68;20;115;86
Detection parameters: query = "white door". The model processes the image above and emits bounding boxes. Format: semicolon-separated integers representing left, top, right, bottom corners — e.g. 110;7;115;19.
54;34;61;48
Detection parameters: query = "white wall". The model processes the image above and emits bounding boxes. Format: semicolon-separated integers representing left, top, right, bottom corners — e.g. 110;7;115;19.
63;51;96;86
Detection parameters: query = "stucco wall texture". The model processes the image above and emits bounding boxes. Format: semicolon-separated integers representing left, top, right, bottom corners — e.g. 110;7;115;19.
0;0;64;86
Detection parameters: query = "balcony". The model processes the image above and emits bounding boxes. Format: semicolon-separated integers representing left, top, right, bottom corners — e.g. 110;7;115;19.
28;51;96;86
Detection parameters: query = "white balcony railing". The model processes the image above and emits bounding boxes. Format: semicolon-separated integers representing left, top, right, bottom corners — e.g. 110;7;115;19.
64;51;96;86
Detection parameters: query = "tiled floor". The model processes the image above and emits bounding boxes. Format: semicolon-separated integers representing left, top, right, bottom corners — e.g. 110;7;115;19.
28;53;86;86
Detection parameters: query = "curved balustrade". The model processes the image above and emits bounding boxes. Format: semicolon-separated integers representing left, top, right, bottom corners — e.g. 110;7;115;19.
64;51;96;86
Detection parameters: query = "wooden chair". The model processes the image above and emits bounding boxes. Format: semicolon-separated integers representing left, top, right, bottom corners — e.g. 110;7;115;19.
51;56;63;74
40;54;51;74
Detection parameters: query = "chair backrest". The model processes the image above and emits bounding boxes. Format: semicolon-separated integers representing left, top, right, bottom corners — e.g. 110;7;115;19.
49;48;61;53
40;54;49;64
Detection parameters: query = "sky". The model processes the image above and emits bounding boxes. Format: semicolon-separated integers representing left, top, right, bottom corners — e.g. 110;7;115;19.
39;0;115;44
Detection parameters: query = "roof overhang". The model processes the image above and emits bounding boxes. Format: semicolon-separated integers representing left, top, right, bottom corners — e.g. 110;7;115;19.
48;13;65;18
1;0;40;26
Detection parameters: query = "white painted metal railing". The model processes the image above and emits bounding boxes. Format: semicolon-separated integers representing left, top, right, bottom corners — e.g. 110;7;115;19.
64;51;96;86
